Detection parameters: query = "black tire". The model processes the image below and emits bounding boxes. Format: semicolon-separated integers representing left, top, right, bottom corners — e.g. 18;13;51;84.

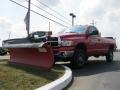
106;49;113;62
0;48;7;56
71;48;86;68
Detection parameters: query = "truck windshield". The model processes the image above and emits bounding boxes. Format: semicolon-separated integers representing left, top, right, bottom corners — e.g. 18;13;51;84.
64;26;87;34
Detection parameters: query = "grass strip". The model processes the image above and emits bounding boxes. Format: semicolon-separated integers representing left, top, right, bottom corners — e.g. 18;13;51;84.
0;60;64;90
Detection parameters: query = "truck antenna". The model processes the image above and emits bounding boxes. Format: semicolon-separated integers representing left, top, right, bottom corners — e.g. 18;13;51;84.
90;20;96;26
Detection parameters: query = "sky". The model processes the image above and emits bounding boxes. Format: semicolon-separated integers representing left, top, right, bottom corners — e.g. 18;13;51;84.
0;0;120;48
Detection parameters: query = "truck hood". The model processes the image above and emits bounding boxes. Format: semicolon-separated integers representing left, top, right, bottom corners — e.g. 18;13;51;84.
53;33;86;39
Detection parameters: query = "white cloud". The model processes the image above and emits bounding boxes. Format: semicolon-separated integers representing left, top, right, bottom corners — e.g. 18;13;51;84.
1;0;120;48
0;17;12;39
0;17;12;46
10;22;27;38
0;16;12;30
0;16;26;46
100;10;120;48
38;0;60;7
69;0;120;48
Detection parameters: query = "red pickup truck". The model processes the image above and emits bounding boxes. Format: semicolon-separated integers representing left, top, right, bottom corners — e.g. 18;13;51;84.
3;25;117;68
51;25;117;67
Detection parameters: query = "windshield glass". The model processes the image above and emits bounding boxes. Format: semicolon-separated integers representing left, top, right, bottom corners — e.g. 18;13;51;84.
64;25;87;34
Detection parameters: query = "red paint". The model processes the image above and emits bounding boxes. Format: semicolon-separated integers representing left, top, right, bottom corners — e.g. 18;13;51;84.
53;26;117;57
8;45;54;69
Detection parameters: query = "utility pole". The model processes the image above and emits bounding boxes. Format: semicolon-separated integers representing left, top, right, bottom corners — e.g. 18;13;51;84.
70;13;76;26
27;0;31;37
49;22;50;31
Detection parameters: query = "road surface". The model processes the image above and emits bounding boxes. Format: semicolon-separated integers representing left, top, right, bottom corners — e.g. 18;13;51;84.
1;52;120;90
67;52;120;90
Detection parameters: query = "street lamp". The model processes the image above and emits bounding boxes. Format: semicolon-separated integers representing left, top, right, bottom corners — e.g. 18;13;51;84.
70;13;76;26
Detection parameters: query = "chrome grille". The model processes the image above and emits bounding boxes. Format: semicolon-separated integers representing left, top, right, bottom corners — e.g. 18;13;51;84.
48;37;59;47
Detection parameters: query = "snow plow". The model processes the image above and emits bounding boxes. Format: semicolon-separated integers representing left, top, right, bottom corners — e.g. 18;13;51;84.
2;31;55;69
2;25;117;69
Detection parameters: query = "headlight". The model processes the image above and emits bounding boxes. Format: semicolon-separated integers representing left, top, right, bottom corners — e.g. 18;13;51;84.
61;40;73;46
58;37;61;46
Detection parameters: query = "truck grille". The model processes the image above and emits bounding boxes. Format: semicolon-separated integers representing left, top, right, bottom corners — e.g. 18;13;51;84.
48;37;59;47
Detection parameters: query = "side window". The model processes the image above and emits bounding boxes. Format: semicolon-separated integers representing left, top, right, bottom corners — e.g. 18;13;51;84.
88;27;99;35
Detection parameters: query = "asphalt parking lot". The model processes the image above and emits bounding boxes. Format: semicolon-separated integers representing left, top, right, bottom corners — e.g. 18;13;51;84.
67;52;120;90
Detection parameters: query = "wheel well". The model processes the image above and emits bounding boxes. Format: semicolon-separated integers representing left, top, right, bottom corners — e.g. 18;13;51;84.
109;45;114;50
75;43;87;52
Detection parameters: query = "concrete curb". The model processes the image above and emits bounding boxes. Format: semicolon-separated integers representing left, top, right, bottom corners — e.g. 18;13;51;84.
35;65;72;90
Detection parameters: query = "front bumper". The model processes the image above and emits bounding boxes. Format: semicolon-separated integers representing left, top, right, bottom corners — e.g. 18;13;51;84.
53;46;75;60
54;51;74;61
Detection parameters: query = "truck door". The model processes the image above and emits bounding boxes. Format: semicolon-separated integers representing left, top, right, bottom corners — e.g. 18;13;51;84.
87;26;100;55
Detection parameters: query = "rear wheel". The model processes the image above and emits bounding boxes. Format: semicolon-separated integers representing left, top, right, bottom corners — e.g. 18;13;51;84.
106;49;113;62
71;48;87;68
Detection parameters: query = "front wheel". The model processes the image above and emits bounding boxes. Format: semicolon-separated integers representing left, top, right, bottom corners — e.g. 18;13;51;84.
71;49;86;68
106;49;113;62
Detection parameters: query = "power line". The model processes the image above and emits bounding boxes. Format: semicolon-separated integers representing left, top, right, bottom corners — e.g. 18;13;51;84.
36;0;71;22
9;0;69;28
24;0;71;26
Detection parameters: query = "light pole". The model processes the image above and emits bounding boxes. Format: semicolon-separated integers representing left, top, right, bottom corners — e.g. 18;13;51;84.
70;13;76;26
